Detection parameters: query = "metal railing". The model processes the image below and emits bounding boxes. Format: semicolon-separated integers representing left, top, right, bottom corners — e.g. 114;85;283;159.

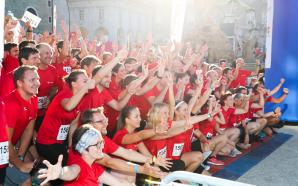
159;171;256;186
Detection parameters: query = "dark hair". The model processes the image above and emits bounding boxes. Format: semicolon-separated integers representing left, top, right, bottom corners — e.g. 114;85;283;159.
92;65;103;77
222;67;231;76
220;92;232;106
234;86;247;94
4;42;18;52
231;61;236;68
112;63;124;74
219;59;227;65
120;75;138;89
57;40;64;50
124;57;137;65
72;124;93;153
71;48;81;56
80;55;100;69
117;106;137;131
19;40;36;51
18;47;39;65
13;65;38;88
175;72;189;83
64;69;86;88
80;107;104;124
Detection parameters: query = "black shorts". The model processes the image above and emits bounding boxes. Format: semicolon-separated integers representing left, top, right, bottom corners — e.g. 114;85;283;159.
191;140;202;152
34;116;45;132
36;142;68;166
237;125;246;143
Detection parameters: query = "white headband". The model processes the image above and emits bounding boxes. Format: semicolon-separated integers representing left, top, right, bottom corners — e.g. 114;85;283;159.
75;128;101;153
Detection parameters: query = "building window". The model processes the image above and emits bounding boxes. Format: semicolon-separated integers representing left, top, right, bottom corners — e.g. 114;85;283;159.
49;16;52;23
26;7;38;16
79;9;84;21
98;8;104;23
48;0;52;7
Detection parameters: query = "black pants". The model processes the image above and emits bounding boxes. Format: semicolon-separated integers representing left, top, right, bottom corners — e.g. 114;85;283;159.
0;167;6;184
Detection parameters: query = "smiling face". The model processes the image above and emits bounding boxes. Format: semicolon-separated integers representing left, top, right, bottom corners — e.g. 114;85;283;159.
39;44;53;65
125;107;142;129
17;69;40;96
87;136;104;160
91;112;108;135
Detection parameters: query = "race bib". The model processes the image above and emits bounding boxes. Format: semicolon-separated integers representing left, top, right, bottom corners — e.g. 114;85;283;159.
206;132;213;139
38;96;47;109
172;143;184;157
63;66;71;74
0;141;9;165
57;125;70;140
157;146;167;158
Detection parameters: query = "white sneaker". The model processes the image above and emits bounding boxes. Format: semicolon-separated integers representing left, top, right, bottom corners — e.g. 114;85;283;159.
233;148;242;155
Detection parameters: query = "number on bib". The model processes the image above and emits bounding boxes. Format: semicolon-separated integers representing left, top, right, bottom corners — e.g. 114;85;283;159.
157;146;167;158
172;143;184;157
63;66;71;74
38;96;47;109
57;125;70;140
0;141;9;165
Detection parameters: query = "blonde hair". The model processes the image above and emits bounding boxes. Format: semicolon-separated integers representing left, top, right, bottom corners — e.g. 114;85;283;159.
147;103;168;129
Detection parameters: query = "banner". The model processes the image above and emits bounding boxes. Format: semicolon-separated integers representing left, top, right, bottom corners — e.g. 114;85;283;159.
265;0;298;122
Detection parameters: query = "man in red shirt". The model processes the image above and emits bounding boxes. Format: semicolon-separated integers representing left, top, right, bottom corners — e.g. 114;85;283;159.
4;66;40;185
0;99;9;185
0;47;40;98
1;43;19;76
35;43;58;131
229;58;259;89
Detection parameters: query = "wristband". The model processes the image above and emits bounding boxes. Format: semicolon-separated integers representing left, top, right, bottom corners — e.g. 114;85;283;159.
27;30;33;32
133;164;139;173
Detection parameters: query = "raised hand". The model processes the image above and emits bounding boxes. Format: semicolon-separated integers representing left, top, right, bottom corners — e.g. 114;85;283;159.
116;48;128;61
38;155;63;185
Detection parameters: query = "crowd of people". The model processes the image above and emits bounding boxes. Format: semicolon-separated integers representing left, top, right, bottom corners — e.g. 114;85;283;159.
0;13;289;186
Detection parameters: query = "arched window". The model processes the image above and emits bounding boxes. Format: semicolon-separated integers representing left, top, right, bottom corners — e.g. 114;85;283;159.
25;6;38;16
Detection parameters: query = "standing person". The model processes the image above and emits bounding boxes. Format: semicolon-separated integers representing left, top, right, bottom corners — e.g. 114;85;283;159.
1;43;19;76
35;43;58;132
0;99;9;186
4;66;40;186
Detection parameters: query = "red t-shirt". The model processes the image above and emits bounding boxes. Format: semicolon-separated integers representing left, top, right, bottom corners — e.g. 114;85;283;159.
0;99;9;168
229;69;252;88
4;90;38;145
1;54;19;76
53;57;73;91
0;71;14;98
167;129;192;160
112;128;139;151
102;136;119;154
37;65;58;116
104;76;122;133
220;107;236;129
36;87;78;145
65;150;104;186
198;109;218;137
144;138;168;159
77;87;114;112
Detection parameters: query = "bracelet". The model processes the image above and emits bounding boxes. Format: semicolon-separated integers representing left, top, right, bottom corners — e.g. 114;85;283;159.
27;30;33;32
133;164;139;173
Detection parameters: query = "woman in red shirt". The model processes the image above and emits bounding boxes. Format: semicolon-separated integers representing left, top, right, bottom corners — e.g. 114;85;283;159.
36;70;95;168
